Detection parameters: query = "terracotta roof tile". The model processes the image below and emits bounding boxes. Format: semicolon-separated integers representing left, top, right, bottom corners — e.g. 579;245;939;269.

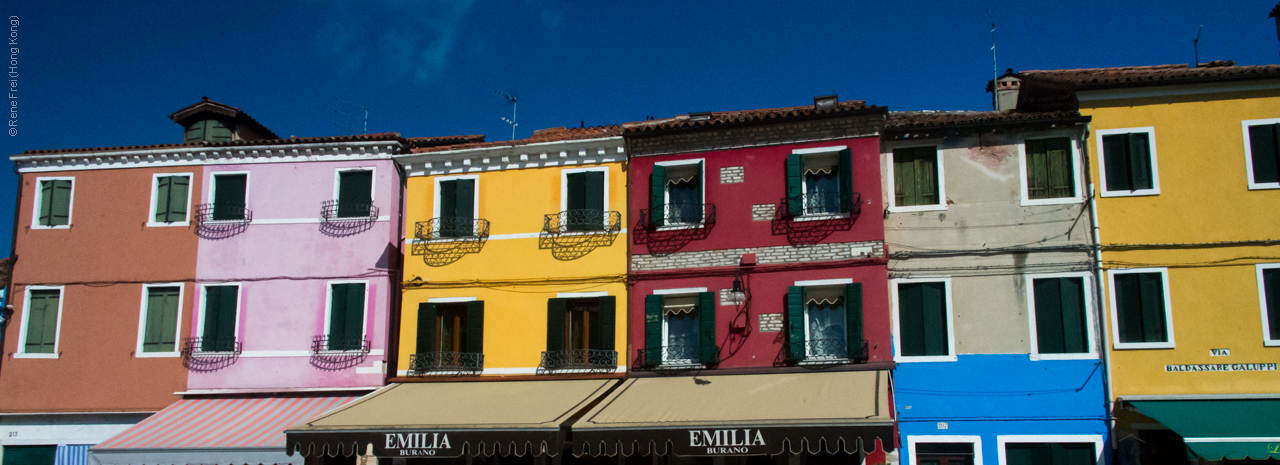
1019;62;1280;90
169;96;281;140
17;133;407;157
884;111;1088;131
410;126;622;153
622;100;878;134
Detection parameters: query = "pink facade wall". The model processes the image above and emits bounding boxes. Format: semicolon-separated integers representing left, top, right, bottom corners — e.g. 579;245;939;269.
190;159;398;391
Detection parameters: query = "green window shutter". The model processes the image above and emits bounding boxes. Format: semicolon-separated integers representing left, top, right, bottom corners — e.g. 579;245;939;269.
894;147;938;207
1035;277;1090;354
594;296;616;351
155;176;172;223
1026;139;1049;200
892;150;913;206
212;174;247;221
697;292;717;363
1266;269;1280;340
897;283;925;356
649;165;665;226
1053;443;1097;465
337;171;373;217
837;149;854;213
1138;273;1168;343
455;179;475;220
644;295;663;364
785;154;803;215
1057;277;1087;353
546;298;566;351
2;445;57;465
844;283;863;358
202;286;238;351
328;284;350;344
1249;124;1280;184
143;287;180;352
1114;273;1168;344
186;120;207;143
566;172;586;210
915;149;939;205
439;180;457;218
585;171;605;212
207;119;233;141
466;301;484;354
1102;134;1131;191
38;180;54;226
24;290;60;354
1113;274;1143;343
1045;138;1075;198
344;284;366;347
166;175;190;222
49;180;72;226
416;303;437;355
920;282;948;356
1127;133;1153;190
1005;443;1049;465
786;286;805;359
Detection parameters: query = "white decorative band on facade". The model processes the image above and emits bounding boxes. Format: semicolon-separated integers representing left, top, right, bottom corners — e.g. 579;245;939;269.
632;240;886;271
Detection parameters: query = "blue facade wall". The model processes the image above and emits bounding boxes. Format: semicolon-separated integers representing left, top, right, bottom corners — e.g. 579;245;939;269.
894;355;1110;464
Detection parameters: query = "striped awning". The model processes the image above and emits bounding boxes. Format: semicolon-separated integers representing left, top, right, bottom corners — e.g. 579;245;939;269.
90;395;357;465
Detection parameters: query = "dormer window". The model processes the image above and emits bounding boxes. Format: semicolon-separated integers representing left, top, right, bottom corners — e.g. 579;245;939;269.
185;119;235;143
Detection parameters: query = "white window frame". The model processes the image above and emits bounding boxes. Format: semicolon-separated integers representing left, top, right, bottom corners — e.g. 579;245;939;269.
195;283;243;351
891;277;957;363
332;166;377;202
1242;118;1280;190
1258;263;1280;346
1096;127;1160;197
653;158;706;229
798;284;850;361
147;173;194;227
1017;135;1086;206
1107;268;1175;350
134;283;185;358
1025;272;1098;360
432;174;481;236
655;291;703;366
559;166;611;212
206;171;251;223
885;143;947;213
30;176;75;230
323;280;371;349
907;435;984;465
792;146;851;220
996;434;1104;465
14;285;65;359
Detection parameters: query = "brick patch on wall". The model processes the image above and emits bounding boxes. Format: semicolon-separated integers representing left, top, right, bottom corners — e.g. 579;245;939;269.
751;204;775;221
720;166;745;184
758;313;784;332
632;240;886;271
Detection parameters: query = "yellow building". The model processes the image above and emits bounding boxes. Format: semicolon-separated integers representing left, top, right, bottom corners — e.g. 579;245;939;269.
1007;62;1280;461
393;127;629;376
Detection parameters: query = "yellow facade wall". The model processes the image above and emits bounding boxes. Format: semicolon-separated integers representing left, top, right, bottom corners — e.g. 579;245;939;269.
1084;89;1280;396
398;160;629;375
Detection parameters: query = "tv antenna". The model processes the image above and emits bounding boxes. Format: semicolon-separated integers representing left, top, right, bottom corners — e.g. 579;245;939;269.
495;89;519;140
1193;25;1203;66
335;98;368;135
987;9;997;89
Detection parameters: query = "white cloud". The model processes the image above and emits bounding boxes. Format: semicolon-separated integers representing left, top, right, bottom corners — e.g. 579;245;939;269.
318;0;477;83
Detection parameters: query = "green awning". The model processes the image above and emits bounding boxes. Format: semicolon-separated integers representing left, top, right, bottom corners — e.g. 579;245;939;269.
1129;400;1280;460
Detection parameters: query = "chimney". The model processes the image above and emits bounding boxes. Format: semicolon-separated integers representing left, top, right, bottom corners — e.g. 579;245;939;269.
814;94;838;110
994;74;1021;111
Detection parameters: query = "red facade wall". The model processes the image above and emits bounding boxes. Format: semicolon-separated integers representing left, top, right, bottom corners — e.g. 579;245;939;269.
2;167;198;413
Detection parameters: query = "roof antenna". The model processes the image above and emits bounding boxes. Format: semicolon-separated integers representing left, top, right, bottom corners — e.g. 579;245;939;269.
334;98;369;135
495;89;519;140
1193;25;1203;67
987;9;997;90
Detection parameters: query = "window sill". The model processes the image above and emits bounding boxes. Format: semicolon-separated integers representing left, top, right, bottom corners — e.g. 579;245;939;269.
135;351;182;358
147;221;191;228
1020;196;1086;207
1113;341;1175;350
888;204;946;213
1247;182;1280;190
895;355;956;363
30;225;71;230
1263;339;1280;347
793;213;849;222
656;223;706;231
1030;352;1099;361
13;353;58;359
1099;188;1160;198
797;357;851;365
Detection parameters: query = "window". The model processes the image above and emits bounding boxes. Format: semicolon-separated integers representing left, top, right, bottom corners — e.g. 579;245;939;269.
1097;128;1159;196
1108;268;1174;349
1021;137;1080;203
32;177;73;228
786;282;864;361
893;279;955;362
1243;119;1280;189
998;436;1102;465
326;282;367;351
1257;264;1280;346
138;285;182;355
785;147;853;216
199;285;239;352
643;291;716;365
1027;274;1095;359
416;301;484;355
562;168;607;231
149;173;192;226
649;160;704;226
185;119;233;143
2;445;57;465
335;169;374;218
547;296;616;353
908;436;982;465
434;176;477;237
210;173;248;221
18;286;63;357
891;146;943;210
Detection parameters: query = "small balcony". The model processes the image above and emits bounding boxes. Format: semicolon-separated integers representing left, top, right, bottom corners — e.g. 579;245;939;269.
320;200;379;236
181;337;241;372
310;335;371;371
639;203;716;230
538;349;618;374
543;209;622;234
635;345;719;370
777;192;861;219
784;338;868;366
409;351;485;375
415;217;491;240
194;203;252;239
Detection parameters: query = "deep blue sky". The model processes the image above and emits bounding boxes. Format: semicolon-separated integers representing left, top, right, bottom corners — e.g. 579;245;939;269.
0;1;1276;256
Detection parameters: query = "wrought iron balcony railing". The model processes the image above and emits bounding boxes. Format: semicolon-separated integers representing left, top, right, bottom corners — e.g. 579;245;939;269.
539;349;618;372
415;217;491;240
196;203;253;223
184;336;242;354
311;335;371;353
322;199;379;221
639;203;716;229
543;210;622;234
778;192;861;218
785;338;869;364
636;345;719;369
409;351;485;374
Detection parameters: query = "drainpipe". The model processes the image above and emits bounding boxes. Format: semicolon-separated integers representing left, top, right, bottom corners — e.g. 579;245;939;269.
1;163;22;374
385;143;408;385
1081;123;1117;454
